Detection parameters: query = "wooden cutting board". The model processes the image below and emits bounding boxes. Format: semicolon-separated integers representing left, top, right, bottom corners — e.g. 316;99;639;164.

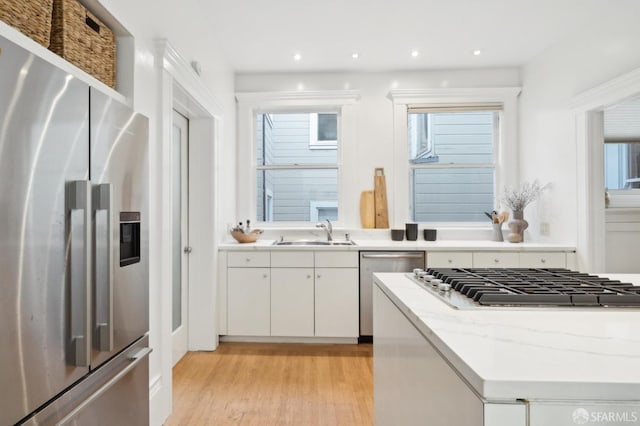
360;190;375;228
374;168;389;228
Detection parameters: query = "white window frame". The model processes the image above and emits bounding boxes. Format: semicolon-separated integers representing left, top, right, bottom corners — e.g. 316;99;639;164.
236;90;360;227
390;87;521;228
309;113;338;149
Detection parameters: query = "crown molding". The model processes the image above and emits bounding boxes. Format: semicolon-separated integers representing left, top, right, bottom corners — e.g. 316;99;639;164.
235;90;361;106
388;87;522;104
571;67;640;112
155;39;223;116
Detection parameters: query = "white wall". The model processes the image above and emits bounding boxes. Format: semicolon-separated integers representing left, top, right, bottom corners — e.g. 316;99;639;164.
519;5;640;248
236;68;520;229
86;1;236;425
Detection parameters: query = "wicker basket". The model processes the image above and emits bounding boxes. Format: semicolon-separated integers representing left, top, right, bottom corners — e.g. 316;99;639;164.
49;0;115;88
0;0;54;47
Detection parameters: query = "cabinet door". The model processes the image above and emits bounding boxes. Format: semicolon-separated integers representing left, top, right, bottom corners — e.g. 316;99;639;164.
315;268;359;338
519;252;566;268
473;252;519;268
227;268;270;336
271;268;314;337
428;252;473;268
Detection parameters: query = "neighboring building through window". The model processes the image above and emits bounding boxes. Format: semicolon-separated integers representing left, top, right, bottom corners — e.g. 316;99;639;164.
408;107;499;222
309;113;338;149
309;201;338;222
256;112;339;222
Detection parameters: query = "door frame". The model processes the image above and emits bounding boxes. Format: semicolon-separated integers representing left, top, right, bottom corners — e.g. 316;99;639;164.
572;66;640;272
153;40;224;426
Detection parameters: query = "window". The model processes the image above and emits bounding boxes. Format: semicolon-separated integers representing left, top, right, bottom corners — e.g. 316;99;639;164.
309;113;338;149
391;88;519;227
603;97;640;206
604;143;640;190
256;112;339;222
408;106;500;222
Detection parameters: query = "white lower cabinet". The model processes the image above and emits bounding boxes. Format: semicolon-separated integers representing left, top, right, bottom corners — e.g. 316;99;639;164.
428;251;473;268
519;252;566;268
225;250;359;339
315;268;359;337
473;251;520;268
473;251;568;268
271;268;314;337
227;267;270;336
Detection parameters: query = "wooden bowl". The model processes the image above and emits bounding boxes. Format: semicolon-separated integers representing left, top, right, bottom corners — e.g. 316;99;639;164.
230;229;263;243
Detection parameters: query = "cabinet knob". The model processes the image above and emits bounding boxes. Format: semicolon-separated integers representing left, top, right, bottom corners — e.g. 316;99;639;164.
317;274;321;278
447;259;452;264
263;274;268;279
307;274;312;279
541;258;547;263
494;259;499;263
245;258;251;262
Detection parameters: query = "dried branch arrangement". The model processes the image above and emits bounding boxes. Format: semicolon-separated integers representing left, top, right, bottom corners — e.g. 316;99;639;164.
501;180;549;211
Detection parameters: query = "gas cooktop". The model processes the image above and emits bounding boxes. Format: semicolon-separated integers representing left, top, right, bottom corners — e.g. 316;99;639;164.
409;268;640;310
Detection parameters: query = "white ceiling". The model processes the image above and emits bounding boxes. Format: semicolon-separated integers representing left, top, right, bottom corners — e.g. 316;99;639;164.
202;0;614;73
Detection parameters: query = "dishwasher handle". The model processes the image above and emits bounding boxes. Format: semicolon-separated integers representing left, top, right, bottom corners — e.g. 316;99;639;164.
361;253;424;260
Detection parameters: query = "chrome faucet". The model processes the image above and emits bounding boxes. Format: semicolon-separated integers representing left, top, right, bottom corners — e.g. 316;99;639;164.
316;219;333;241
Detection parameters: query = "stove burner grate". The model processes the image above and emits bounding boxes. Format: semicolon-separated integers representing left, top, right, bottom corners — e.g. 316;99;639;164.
425;268;640;307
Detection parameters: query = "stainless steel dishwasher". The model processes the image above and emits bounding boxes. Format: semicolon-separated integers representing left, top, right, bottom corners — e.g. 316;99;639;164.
359;251;425;339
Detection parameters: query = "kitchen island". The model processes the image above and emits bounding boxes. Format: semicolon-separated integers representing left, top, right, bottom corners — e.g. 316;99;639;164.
373;272;640;426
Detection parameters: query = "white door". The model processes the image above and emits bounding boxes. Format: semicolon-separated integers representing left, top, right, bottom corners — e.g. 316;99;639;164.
171;110;189;366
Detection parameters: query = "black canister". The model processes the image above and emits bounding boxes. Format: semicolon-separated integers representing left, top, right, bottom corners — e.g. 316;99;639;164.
390;229;404;241
405;223;418;241
424;229;437;241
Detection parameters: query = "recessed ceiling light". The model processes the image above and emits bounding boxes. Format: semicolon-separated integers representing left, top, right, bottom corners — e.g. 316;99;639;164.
473;50;482;56
293;53;302;61
411;50;419;58
352;52;359;59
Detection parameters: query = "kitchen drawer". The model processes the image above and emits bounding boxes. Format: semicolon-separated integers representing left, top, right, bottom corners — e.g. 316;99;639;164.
519;252;566;268
427;252;472;268
473;252;519;268
315;251;358;268
271;251;314;268
227;251;270;267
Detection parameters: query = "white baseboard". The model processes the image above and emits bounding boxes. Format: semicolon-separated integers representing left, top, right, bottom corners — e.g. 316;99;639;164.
219;336;358;344
149;374;168;426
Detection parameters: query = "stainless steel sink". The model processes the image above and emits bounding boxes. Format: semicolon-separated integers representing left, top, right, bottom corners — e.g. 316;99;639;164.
272;240;356;246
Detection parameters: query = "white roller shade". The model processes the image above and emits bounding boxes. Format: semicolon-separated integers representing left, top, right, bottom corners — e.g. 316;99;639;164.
604;98;640;143
408;103;502;113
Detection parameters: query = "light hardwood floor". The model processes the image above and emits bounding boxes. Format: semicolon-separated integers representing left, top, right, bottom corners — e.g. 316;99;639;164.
166;343;373;426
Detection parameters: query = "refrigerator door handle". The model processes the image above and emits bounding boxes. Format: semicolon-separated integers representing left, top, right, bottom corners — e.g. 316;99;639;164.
94;183;113;352
68;181;91;367
55;347;152;425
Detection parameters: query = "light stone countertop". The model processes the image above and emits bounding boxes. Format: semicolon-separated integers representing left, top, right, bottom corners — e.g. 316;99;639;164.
373;272;640;401
218;239;576;252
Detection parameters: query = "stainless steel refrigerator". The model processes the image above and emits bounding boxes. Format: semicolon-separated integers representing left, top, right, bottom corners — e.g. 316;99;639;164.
0;34;150;425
